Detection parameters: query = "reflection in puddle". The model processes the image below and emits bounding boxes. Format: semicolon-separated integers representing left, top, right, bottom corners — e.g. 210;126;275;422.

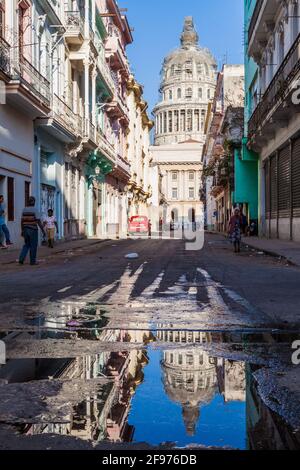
0;310;299;449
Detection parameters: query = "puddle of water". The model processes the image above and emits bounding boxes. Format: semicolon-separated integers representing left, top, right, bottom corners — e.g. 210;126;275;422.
128;349;246;449
1;329;299;450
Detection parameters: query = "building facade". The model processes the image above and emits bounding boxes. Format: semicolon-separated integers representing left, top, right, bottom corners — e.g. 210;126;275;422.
126;76;154;219
0;0;153;246
247;0;300;241
202;65;245;232
151;17;217;228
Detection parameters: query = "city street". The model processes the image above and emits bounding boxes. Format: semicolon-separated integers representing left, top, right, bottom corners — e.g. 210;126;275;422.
0;233;299;450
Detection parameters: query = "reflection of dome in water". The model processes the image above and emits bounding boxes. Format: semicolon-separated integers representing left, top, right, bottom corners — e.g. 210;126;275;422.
161;349;217;436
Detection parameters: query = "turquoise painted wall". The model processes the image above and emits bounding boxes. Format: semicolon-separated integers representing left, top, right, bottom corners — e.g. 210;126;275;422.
235;0;259;221
234;148;258;219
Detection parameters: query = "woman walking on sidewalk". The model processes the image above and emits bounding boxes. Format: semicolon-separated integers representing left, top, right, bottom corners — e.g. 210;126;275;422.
228;208;243;253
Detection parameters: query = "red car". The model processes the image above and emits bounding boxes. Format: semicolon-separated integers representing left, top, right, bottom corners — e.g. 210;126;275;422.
128;216;150;235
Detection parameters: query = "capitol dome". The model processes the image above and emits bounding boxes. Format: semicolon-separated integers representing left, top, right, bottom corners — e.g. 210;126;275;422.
153;17;217;146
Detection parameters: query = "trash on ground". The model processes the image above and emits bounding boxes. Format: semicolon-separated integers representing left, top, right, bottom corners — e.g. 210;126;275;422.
125;253;139;259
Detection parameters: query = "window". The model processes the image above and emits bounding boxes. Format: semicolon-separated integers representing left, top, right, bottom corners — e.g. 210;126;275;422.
7;176;14;221
172;188;178;199
25;181;31;206
177;88;181;99
207;89;211;99
0;1;5;39
187;109;193;131
172;172;178;181
189;187;195;199
187;355;194;366
186;87;193;100
201;109;206;130
174;110;179;132
168;111;173;132
194;110;200;131
180;110;186;131
189;171;195;181
169;89;172;100
198;88;202;99
163;112;167;133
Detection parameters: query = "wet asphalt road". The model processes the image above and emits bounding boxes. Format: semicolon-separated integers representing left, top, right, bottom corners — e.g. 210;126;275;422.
0;233;300;450
0;233;299;328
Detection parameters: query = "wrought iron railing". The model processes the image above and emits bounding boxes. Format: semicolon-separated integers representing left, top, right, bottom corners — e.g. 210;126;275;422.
248;0;264;45
0;36;11;75
248;31;300;137
17;57;51;105
65;11;84;37
52;94;82;135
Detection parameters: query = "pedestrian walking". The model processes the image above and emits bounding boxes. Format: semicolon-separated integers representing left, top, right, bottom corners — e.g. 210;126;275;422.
19;196;46;266
228;208;243;253
0;195;13;249
43;209;58;248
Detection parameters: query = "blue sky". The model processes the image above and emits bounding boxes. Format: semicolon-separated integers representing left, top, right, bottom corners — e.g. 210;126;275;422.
124;0;244;113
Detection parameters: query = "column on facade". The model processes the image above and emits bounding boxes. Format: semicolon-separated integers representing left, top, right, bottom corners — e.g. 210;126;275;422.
92;66;97;126
84;58;90;131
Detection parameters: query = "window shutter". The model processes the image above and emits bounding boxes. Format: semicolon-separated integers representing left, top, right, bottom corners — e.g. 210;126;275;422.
292;136;300;217
270;155;277;219
278;145;290;217
7;176;14;221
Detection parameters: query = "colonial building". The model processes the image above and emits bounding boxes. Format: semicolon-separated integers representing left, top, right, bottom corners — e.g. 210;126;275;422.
247;0;300;241
151;17;217;228
202;65;245;232
126;76;154;218
0;1;155;246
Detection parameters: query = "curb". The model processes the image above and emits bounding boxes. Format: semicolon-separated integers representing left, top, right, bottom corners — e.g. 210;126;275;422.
241;241;297;267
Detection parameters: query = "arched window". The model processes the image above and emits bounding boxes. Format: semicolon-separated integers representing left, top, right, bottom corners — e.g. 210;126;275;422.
177;88;182;99
171;208;178;222
171;64;175;76
169;89;173;100
188;208;196;222
198;88;202;99
186;87;193;100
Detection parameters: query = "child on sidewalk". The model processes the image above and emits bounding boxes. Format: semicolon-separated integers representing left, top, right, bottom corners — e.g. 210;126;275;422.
43;209;59;248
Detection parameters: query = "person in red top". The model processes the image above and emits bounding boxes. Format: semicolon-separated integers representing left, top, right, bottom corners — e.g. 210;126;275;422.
228;208;243;253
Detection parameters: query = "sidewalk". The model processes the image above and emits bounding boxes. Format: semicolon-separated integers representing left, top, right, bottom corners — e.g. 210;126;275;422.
241;237;300;266
0;238;106;266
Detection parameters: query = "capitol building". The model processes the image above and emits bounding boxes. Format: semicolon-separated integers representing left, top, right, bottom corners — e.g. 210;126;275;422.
150;17;217;226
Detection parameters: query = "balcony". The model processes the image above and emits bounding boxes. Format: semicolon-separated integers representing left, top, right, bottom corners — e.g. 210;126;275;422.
36;0;63;25
112;153;131;181
247;0;277;58
0;36;11;77
64;11;85;45
83;119;98;149
106;95;129;127
105;36;129;75
248;32;300;148
96;128;117;165
247;0;264;46
36;94;82;143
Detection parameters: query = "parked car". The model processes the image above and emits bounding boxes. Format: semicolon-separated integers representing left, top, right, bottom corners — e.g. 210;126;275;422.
128;216;150;235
